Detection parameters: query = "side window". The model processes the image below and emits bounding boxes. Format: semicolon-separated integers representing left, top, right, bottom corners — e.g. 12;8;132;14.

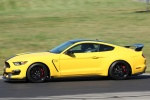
99;44;114;52
69;45;82;53
69;43;99;53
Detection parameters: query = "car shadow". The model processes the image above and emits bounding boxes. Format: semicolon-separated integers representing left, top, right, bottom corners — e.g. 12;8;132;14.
3;74;150;83
48;74;150;82
126;74;150;80
48;76;110;82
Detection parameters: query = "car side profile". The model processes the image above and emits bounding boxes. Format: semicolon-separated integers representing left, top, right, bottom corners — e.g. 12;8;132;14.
3;39;146;83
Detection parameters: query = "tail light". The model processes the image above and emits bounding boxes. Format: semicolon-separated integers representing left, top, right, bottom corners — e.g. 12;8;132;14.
142;53;146;64
142;53;145;58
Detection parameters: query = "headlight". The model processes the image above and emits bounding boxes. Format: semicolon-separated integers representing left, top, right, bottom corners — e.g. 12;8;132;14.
13;61;28;66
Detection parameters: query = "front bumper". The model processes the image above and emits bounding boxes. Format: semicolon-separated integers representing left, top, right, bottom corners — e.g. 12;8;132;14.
2;73;26;81
3;70;26;81
3;62;28;80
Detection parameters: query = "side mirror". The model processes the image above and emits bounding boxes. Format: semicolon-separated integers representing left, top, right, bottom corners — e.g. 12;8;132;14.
66;50;74;55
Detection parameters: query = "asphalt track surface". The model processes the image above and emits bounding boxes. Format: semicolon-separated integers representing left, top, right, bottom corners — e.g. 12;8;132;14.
0;74;150;100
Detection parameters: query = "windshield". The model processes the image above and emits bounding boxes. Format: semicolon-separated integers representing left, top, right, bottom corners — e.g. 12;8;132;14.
50;41;74;53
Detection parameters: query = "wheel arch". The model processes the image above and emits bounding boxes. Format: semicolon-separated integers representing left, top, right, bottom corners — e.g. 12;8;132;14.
108;60;132;76
26;62;50;79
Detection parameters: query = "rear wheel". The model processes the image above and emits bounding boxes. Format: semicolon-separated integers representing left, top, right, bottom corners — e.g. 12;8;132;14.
109;61;130;80
27;63;48;83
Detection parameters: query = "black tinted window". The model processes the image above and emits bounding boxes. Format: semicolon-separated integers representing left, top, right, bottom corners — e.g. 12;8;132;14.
69;43;99;53
50;41;74;53
99;44;114;51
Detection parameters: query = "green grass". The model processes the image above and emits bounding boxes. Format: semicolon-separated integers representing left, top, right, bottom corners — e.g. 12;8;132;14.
0;0;150;74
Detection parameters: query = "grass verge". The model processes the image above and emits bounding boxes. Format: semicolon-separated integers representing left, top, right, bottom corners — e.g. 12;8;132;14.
0;0;150;74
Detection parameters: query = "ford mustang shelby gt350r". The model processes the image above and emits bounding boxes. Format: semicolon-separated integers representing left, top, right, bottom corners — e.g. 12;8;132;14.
3;39;146;83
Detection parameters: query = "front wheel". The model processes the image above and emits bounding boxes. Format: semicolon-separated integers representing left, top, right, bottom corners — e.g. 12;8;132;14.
109;61;130;80
27;63;48;83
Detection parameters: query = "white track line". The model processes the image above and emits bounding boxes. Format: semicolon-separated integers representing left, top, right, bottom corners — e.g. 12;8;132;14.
0;91;150;100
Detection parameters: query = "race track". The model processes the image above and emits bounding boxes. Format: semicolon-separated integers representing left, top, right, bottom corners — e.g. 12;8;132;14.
0;74;150;100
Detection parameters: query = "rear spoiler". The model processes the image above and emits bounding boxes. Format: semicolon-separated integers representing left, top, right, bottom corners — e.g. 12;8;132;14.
124;44;144;51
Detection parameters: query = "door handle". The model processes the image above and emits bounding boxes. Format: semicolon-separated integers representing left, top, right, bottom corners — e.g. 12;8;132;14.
92;56;99;59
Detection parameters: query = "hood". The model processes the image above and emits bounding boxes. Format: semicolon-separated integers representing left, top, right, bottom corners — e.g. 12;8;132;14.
16;52;36;56
7;52;55;62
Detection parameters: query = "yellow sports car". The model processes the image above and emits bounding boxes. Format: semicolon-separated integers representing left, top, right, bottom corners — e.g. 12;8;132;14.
3;39;146;83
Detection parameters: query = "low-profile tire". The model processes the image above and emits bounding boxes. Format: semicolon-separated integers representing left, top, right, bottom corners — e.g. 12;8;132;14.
109;61;130;80
27;63;48;83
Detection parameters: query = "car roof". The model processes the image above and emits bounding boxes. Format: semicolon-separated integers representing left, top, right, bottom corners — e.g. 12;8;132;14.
69;39;120;48
69;39;102;43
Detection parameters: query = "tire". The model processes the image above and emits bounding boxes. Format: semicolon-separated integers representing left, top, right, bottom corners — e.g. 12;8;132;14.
27;63;48;83
109;61;130;80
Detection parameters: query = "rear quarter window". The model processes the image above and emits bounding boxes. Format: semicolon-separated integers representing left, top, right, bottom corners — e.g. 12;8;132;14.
99;44;114;52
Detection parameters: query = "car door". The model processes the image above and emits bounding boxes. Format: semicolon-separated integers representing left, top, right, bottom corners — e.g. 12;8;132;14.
59;43;101;76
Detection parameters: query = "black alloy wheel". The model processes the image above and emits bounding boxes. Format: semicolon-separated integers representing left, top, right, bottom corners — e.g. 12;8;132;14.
109;61;130;80
27;63;48;83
